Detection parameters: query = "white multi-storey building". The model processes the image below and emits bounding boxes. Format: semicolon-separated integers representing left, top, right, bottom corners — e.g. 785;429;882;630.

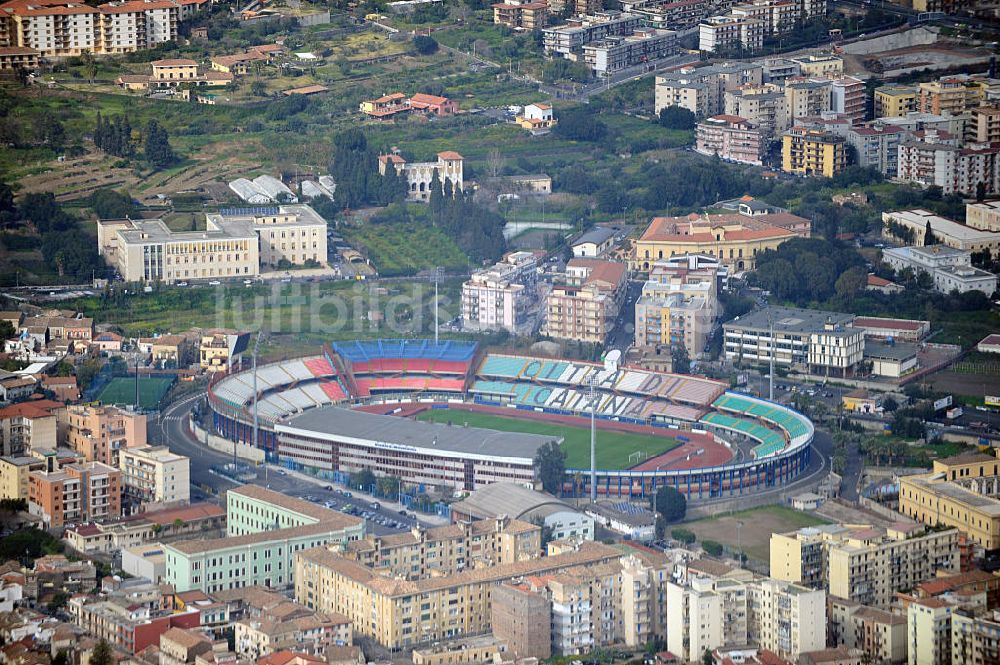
461;252;538;334
119;445;190;510
883;245;998;296
698;14;764;53
582;28;677;76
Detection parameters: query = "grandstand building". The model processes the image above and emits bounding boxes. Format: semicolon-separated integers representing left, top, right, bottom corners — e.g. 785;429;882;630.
207;339;814;501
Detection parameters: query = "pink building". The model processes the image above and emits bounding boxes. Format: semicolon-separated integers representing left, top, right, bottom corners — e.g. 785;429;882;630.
695;114;765;166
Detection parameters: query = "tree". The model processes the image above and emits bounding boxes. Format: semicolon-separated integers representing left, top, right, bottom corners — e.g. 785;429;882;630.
977;181;987;202
0;320;14;340
553;107;607;142
671;345;690;374
883;396;898;412
143;120;177;170
486;147;505;179
924;220;938;246
250;80;267;97
0;181;18;228
350;467;376;490
653;485;686;524
91;639;113;665
89;188;137;219
834;266;867;300
413;35;439;55
702;649;714;665
534;441;566;494
671;527;696;544
658;106;696;130
702;540;723;556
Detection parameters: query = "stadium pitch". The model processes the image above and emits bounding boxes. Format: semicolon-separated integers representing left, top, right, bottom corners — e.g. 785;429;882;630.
96;376;174;410
415;408;680;470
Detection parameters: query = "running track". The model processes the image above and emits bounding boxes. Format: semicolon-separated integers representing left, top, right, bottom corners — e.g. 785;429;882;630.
354;401;734;471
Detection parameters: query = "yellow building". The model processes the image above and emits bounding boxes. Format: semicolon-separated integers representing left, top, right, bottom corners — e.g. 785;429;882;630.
150;58;199;87
342;518;542;580
841;389;880;414
918;77;983;116
788;53;843;78
294;541;624;650
906;598;954;665
770;522;960;608
200;331;245;373
782;126;847;177
899;453;1000;550
631;213;799;272
873;86;917;118
0;455;44;500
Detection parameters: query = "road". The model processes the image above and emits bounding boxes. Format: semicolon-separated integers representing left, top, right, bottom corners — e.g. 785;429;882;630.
153;394;431;534
606;279;644;353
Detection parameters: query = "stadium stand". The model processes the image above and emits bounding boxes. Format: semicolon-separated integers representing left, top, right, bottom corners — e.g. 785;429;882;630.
304;356;335;377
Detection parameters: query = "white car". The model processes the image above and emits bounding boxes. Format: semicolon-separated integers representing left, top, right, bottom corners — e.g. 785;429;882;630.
208;280;221;286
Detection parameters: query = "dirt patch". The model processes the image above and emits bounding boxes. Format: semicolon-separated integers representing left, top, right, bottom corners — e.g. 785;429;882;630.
684;505;830;564
925;369;1000;397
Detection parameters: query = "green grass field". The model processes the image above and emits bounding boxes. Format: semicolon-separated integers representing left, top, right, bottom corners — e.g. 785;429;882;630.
96;376;174;409
415;409;679;470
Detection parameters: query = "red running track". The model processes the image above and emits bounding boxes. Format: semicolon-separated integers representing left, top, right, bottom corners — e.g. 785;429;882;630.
352;401;733;471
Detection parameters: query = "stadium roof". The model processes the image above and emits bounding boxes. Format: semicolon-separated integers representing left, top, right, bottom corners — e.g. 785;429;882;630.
278;407;556;461
452;483;580;522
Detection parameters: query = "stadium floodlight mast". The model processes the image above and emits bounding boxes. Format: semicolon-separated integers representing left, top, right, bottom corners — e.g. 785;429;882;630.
432;266;443;346
588;372;599;503
252;330;266;485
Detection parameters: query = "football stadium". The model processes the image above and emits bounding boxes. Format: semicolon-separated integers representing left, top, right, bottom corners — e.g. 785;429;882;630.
207;339;814;500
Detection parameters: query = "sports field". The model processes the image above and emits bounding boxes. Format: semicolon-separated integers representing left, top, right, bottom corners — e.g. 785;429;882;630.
96;376;174;410
415;409;680;470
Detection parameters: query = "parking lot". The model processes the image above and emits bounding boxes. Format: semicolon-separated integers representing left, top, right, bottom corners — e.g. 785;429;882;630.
284;485;427;536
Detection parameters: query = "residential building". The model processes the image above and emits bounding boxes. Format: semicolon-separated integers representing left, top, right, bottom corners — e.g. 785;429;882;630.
98;205;327;283
492;0;548;29
950;609;1000;665
378;151;464;203
341;516;542;580
655;62;763;117
199;331;248;373
634;255;720;359
408;93;457;116
150;58;198;85
770;523;960;607
211;50;267;75
64;502;225;554
159;627;213;665
970;104;1000;144
723;84;789;135
41;375;80;401
571;227;616;258
632;211;800;272
0;402;57;456
698;14;764;53
450;483;594;543
0;455;43;500
359;92;408;119
846;122;907;176
827;597;907;665
460;252;538;334
918;76;984;116
749;578;826;659
966;199;1000;232
874;86;918;118
723;306;864;376
164;485;365;593
69;595;200;654
865;274;905;294
623;0;706;30
490;582;552;659
63;404;147;467
28;459;122;527
830;76;865;123
907;598;954;665
138;334;190;367
784;79;833;121
548;0;603;15
882;209;1000;253
896;139;1000;196
542;258;627;344
878;111;965;135
234;608;351;659
582;28;678;76
515;102;556;130
294;541;656;651
119;445;190;510
787;52;842;78
0;45;38;70
542;12;644;58
695;114;765;165
882;245;998;296
782;126;847;177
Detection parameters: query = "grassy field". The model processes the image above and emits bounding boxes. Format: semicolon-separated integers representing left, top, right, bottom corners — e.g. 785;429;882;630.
415;408;679;470
683;504;831;564
97;376;175;409
340;221;469;277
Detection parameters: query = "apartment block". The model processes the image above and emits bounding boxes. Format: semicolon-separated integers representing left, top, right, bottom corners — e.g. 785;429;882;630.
784;79;833;121
724;84;789;135
164;485;365;593
951;610;1000;665
770;522;960;608
827;597;907;665
918;76;984;116
882;245;997;296
542;258;627;344
723;306;863;376
69;595;201;654
967;200;1000;232
874;86;918;118
582;28;677;76
830;76;866;124
63;404;147;467
461;252;538;334
492;0;547;29
341;517;542;580
490;582;552;659
787;52;842;78
845;122;907;176
119;445;190;510
294;541;626;650
0;45;38;69
199;331;248;373
896;139;1000;196
698;14;764;53
969;104;1000;144
0;402;57;456
882;209;1000;254
655;62;763;117
749;578;826;659
782;126;847;177
623;0;707;30
28;459;122;527
907;598;954;665
695;114;765;165
542;11;644;57
0;455;44;500
234;608;351;659
634;255;720;359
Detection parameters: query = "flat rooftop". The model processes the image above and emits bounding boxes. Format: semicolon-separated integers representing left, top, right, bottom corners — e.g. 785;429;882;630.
886;210;1000;242
724;306;854;335
278;406;558;461
904;475;1000;516
864;341;917;361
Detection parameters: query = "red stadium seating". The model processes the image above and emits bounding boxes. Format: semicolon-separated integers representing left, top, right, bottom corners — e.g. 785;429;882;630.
305;357;335;377
349;358;470;375
353;377;465;393
320;382;347;401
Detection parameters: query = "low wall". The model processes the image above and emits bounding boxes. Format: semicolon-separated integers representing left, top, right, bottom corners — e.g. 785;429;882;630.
191;418;265;463
840;26;939;55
